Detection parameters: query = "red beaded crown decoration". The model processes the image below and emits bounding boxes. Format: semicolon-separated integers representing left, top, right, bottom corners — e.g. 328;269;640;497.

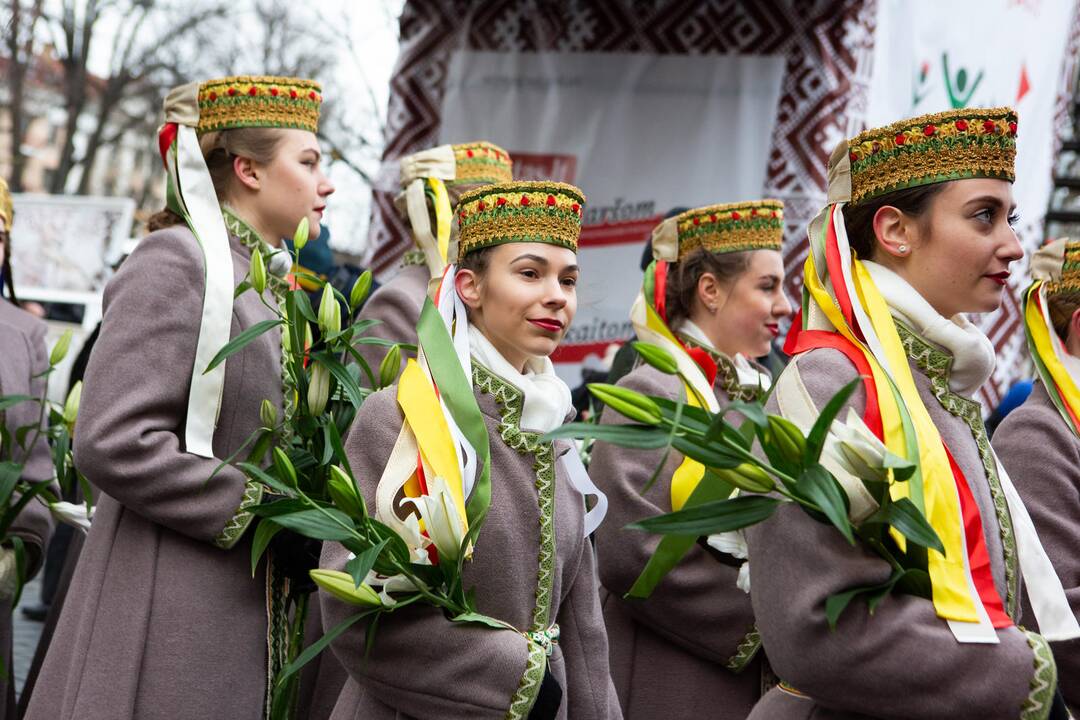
670;200;784;260
196;75;321;135
846;107;1017;205
456;181;585;257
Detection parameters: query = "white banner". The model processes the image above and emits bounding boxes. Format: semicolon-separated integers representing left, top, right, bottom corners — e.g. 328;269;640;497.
440;50;785;383
868;0;1078;404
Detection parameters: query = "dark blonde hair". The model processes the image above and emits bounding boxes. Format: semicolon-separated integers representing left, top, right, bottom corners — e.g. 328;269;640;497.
1047;289;1080;341
147;127;287;232
663;248;752;327
842;183;947;260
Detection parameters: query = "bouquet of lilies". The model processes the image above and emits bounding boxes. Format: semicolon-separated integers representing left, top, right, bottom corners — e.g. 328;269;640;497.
547;342;943;628
213;221;517;719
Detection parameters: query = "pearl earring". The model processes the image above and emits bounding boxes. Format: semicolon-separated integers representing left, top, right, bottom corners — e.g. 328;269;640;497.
898;244;909;254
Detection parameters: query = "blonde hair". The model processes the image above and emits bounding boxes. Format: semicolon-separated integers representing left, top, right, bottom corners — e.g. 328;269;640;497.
147;127;287;232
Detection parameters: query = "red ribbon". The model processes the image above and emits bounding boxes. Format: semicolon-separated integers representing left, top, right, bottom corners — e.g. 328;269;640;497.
157;122;178;168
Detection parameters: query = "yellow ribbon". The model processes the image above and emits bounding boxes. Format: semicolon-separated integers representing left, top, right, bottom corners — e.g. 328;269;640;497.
1026;281;1080;432
428;177;452;265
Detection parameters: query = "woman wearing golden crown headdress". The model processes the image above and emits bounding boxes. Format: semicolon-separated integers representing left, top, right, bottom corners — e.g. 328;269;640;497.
745;108;1074;719
589;200;790;717
320;181;619;719
24;76;335;720
356;141;514;375
0;177;55;719
994;238;1080;715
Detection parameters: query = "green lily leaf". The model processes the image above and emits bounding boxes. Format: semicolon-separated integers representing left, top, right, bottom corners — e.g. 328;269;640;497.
627;494;781;536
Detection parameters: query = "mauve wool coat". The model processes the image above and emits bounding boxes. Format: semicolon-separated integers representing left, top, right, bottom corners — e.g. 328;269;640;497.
354;263;430;377
747;342;1056;720
995;380;1080;714
320;362;621;720
590;362;763;719
24;225;285;720
0;298;54;718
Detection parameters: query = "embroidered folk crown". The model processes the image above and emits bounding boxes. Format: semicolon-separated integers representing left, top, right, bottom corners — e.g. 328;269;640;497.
456;181;585;257
0;176;12;233
846;106;1017;206
451;142;513;187
196;75;321;135
670;200;784;260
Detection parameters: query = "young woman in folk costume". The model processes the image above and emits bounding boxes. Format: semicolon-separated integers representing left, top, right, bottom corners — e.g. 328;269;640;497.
994;237;1080;715
589;200;790;718
356;141;514;374
25;76;335;720
0;177;55;718
746;107;1077;720
321;180;620;720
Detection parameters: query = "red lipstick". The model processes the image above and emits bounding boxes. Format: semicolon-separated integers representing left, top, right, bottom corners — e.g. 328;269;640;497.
985;271;1010;286
529;318;564;333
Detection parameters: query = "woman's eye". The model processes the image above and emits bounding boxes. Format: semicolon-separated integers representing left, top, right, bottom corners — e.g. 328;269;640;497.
562;276;578;288
974;208;993;223
520;269;539;279
1007;212;1021;227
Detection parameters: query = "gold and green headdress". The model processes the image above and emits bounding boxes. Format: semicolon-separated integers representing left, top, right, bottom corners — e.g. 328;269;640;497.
456;180;585;258
398;141;514;277
0;176;12;234
156;75;321;458
846;107;1017;206
651;200;783;262
784;107;1079;644
1023;238;1080;440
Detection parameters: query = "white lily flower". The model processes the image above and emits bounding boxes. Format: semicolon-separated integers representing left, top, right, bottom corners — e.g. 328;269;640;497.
363;569;427;606
49;501;93;533
707;530;751;594
400;476;466;564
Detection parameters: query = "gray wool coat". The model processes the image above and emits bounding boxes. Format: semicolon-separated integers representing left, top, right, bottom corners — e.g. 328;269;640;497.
747;337;1055;720
24;225;285;720
0;298;54;718
355;263;430;377
321;361;621;720
590;361;763;719
994;380;1080;714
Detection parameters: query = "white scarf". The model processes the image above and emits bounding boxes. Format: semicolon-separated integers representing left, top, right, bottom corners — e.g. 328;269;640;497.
863;261;996;398
467;325;573;433
677;319;773;391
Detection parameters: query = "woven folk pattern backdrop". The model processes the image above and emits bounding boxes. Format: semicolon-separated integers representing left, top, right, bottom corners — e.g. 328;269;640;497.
370;0;1076;409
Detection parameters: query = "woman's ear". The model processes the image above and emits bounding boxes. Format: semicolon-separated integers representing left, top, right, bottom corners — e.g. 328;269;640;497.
455;268;483;311
871;205;914;259
1068;307;1080;355
233;155;260;192
696;272;723;315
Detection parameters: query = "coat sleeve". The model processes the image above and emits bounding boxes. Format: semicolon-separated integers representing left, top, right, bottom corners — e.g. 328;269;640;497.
320;388;541;720
355;278;420;378
555;539;621;719
73;231;258;548
748;349;1054;720
9;318;55;577
591;367;759;669
995;391;1080;712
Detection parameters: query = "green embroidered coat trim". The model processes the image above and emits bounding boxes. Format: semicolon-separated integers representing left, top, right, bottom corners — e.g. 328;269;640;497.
506;642;548;720
896;323;1019;617
1020;630;1057;720
723;624;762;674
472;362;560;719
401;249;427;267
214;480;264;549
677;335;762;403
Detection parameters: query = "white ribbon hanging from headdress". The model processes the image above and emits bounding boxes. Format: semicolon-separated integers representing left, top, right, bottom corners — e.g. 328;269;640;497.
400;146;456;278
161;82;236;458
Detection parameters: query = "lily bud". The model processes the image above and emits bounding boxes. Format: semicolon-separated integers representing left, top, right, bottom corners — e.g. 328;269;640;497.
307;361;330;416
293;216;311;252
318;285;340;336
63;381;82;432
328;464;365;518
588;383;662;425
766;415;806;465
272;447;298;488
259;399;277;429
304;322;314;353
717;462;775;494
309;569;383;607
250;248;267;294
632;342;679;375
378;345;401;388
49;330;73;367
350;270;373;312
